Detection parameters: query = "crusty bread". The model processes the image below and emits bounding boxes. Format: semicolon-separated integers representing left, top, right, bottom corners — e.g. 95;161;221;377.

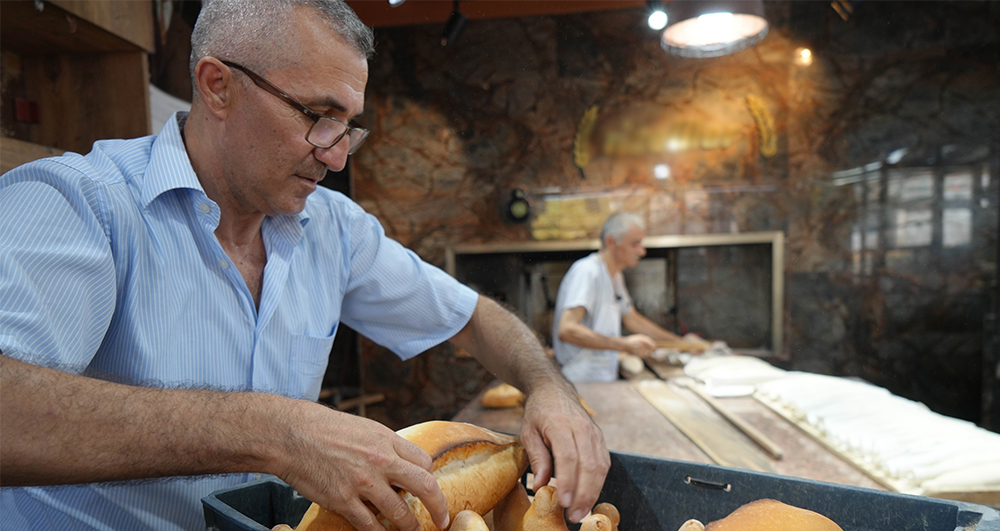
705;499;843;531
450;510;490;531
295;421;528;531
580;513;613;531
592;503;619;531
677;519;704;531
493;481;531;531
481;383;526;409
520;485;569;531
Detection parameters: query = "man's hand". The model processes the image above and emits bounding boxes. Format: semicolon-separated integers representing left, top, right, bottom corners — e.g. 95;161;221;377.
620;334;656;357
272;401;450;531
519;385;610;524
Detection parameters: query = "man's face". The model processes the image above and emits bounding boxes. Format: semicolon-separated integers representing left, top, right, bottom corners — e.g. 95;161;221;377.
222;8;368;217
610;225;646;269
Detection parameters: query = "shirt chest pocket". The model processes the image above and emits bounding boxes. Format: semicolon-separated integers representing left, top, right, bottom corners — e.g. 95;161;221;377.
289;332;336;400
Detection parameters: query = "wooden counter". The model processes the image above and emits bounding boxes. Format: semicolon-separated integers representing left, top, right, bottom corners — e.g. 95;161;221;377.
452;380;885;491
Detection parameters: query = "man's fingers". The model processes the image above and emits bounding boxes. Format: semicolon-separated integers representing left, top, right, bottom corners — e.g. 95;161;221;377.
567;426;611;521
340;499;390;531
393;437;434;472
367;485;423;531
521;427;553;491
387;464;449;530
546;426;580;516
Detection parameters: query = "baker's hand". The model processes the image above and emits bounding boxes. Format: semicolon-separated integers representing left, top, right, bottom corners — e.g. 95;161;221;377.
621;334;656;357
273;400;449;531
520;385;610;524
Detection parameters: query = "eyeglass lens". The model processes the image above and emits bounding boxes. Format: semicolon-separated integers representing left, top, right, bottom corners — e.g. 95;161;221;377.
308;118;370;154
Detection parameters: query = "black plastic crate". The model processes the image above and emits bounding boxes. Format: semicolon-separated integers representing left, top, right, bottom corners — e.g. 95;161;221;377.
203;451;1000;531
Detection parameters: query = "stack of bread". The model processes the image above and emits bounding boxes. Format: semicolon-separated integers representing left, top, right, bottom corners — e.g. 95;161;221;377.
291;421;530;531
280;420;842;531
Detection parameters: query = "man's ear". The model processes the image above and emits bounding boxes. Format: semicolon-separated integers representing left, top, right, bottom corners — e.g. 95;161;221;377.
193;57;236;117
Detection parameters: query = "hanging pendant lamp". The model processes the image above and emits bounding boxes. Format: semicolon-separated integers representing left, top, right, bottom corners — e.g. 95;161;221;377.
661;0;769;58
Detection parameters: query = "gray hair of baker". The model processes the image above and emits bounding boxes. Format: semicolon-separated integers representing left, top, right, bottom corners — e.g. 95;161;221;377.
600;212;645;246
189;0;374;95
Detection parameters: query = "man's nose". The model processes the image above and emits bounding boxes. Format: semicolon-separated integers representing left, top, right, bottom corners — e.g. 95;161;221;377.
314;140;350;172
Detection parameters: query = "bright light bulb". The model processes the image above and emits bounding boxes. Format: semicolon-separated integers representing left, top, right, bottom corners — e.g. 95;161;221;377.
648;10;668;30
794;47;813;66
388;0;406;6
654;164;671;180
697;12;735;44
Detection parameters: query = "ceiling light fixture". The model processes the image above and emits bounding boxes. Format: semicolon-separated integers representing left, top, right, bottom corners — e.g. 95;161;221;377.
387;0;406;6
441;0;467;47
647;0;668;30
661;0;769;58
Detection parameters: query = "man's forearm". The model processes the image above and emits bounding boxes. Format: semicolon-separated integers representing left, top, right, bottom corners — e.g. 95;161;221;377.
622;311;680;341
450;296;574;397
0;354;285;486
557;321;629;352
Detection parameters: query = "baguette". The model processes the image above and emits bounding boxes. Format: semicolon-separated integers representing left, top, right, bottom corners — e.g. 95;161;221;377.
295;421;528;531
481;383;526;409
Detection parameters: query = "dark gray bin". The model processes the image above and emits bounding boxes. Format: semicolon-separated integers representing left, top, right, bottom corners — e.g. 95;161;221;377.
202;451;1000;531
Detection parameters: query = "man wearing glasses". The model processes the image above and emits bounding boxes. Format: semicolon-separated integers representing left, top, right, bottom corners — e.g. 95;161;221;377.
0;1;608;530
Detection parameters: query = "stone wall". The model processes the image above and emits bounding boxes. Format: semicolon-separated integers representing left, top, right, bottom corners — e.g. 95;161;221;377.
351;1;1000;429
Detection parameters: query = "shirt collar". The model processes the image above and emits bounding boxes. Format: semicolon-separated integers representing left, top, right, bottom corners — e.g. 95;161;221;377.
140;111;312;230
140;111;204;208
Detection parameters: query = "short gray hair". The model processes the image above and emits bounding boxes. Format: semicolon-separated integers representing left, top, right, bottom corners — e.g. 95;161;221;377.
600;212;645;246
189;0;374;93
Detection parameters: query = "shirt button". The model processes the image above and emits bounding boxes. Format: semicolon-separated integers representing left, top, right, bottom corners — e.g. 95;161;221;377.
218;259;229;269
199;203;211;213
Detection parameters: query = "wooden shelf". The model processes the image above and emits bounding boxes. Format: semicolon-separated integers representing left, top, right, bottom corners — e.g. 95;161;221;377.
1;1;153;168
0;0;153;55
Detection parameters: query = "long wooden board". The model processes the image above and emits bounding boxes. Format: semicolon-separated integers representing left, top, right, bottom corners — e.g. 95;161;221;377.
632;379;775;473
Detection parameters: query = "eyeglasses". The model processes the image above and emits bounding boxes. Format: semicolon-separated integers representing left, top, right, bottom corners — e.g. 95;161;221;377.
220;60;369;154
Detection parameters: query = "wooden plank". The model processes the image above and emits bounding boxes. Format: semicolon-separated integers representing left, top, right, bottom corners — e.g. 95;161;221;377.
0;1;146;54
1;137;64;173
677;378;784;460
21;51;150;153
51;0;155;52
644;358;686;380
655;338;712;351
632;379;775;473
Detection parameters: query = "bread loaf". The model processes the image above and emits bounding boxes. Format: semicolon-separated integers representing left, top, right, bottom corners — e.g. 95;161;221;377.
704;499;842;531
481;383;526;409
580;513;613;531
520;485;569;531
450;510;489;531
592;503;619;531
493;481;531;531
295;421;528;531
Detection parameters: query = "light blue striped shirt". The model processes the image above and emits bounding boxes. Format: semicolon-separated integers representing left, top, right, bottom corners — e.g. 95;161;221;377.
0;112;478;530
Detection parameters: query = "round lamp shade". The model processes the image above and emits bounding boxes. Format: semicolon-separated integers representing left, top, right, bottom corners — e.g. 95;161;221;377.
661;0;769;58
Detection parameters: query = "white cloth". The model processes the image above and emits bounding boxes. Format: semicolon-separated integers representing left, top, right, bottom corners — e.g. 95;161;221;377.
552;253;633;382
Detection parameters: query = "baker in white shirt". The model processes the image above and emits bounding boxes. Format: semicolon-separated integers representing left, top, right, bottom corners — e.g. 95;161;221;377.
552;212;683;382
